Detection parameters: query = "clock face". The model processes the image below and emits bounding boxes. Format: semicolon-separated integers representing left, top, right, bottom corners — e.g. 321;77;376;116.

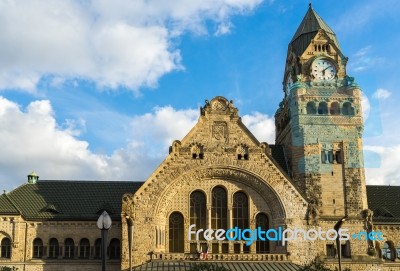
311;59;337;81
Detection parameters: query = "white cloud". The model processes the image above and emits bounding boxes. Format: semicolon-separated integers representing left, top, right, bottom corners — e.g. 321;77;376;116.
0;97;277;191
0;0;263;93
364;145;400;186
347;46;383;73
373;88;391;100
361;92;370;121
242;112;275;143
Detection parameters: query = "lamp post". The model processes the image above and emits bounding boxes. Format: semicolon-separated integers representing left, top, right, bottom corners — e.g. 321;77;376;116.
334;215;348;271
97;211;112;271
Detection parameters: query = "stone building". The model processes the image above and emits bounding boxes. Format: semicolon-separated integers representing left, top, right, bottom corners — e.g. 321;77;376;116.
1;5;400;271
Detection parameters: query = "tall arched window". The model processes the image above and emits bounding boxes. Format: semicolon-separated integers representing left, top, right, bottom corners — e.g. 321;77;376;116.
232;192;249;230
330;102;340;115
169;212;184;253
190;191;206;238
306;102;317;114
1;238;11;258
318;102;328;115
94;238;102;259
79;238;90;259
48;238;59;258
383;241;395;261
256;213;269;253
32;238;44;258
109;238;121;259
64;238;75;258
211;187;227;230
342;102;354;116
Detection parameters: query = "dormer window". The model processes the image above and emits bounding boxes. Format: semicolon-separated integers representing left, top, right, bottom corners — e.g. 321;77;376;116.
191;144;204;159
237;146;249;160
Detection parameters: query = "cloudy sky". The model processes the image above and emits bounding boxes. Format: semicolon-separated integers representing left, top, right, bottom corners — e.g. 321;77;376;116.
1;0;400;191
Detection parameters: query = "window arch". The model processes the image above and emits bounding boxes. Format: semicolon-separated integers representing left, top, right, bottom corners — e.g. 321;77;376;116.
342;102;354;116
396;242;400;259
109;238;121;259
79;238;90;259
169;212;184;253
232;192;249;230
190;191;206;237
32;238;44;259
256;213;269;253
318;102;328;115
1;238;11;258
64;238;75;258
48;238;59;258
330;102;340;115
211;187;227;230
383;241;395;261
94;238;102;259
306;101;317;114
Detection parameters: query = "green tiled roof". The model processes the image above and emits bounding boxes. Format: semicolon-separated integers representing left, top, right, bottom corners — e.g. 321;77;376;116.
366;185;400;223
0;193;20;214
1;181;143;221
290;5;340;56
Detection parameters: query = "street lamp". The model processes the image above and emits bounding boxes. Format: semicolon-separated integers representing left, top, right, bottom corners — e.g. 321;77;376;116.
97;211;112;271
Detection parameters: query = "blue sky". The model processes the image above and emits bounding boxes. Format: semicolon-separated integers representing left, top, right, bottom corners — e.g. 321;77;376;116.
1;0;400;191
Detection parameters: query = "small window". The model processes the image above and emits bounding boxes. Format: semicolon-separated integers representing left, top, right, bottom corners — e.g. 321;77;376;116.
306;102;317;114
342;102;355;116
321;151;327;164
1;238;11;259
33;238;44;259
191;145;204;160
49;238;59;258
109;238;120;259
79;238;90;259
64;238;75;258
94;238;102;259
326;244;335;258
330;102;340;115
335;150;342;164
318;102;328;115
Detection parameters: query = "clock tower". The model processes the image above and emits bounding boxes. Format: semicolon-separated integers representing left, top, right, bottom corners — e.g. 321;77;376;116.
275;4;368;218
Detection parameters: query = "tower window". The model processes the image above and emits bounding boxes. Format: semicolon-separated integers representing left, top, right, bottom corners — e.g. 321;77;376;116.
330;102;340;115
318;102;328;115
342;102;355;116
306;101;317;114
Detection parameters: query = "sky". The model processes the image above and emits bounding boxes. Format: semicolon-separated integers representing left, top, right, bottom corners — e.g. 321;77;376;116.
1;0;400;191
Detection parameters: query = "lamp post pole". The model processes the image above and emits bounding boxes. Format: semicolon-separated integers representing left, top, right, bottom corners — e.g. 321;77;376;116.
334;215;348;271
97;211;112;271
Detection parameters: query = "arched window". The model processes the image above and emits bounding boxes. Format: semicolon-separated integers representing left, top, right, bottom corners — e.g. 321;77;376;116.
79;238;90;259
383;241;395;261
190;191;206;238
1;238;11;258
64;238;75;258
48;238;59;259
330;102;340;115
109;238;121;259
169;212;184;253
211;187;227;230
318;102;328;115
306;101;317;114
342;102;354;116
256;213;269;253
94;238;102;259
32;238;44;259
232;192;249;230
237;146;249;160
396;242;400;259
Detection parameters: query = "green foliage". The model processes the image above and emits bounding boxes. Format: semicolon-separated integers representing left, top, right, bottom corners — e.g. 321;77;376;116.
298;260;351;271
187;263;231;271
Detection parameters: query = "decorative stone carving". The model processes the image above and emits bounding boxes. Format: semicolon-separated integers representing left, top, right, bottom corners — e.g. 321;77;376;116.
212;122;228;142
361;209;376;256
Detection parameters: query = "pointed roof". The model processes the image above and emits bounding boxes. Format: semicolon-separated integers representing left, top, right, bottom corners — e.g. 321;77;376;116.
290;4;340;56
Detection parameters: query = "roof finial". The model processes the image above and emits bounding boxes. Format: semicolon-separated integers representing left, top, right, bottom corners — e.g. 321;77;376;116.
309;2;312;9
